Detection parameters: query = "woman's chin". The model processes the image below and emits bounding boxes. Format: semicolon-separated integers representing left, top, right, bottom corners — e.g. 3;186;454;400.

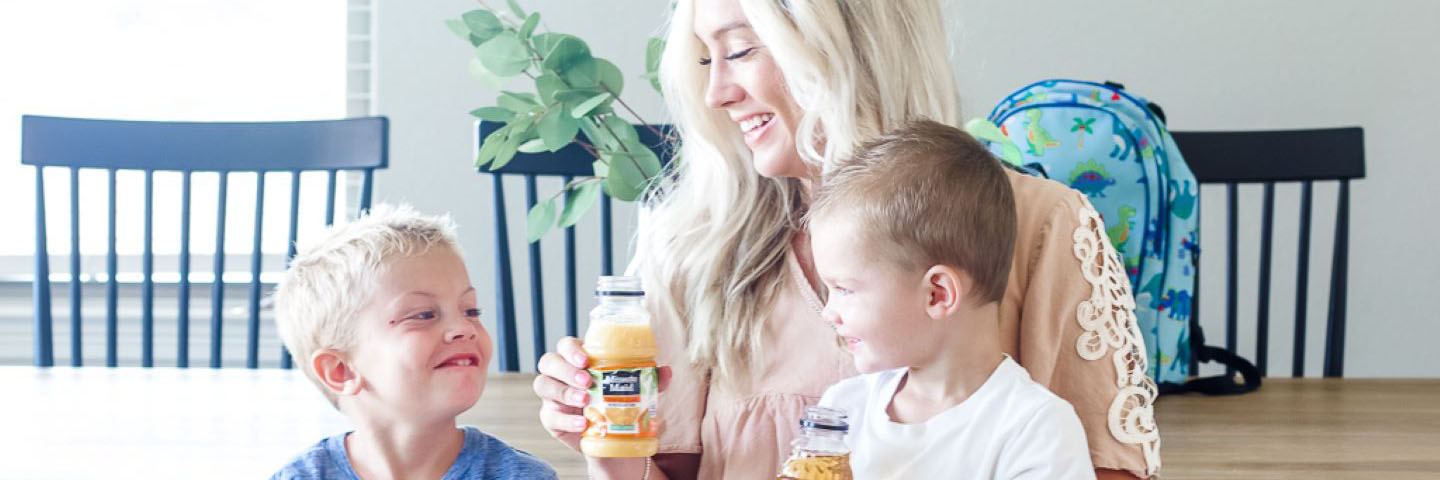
749;148;807;179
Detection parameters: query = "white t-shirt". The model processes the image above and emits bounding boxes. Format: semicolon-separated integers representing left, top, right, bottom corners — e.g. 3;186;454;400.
818;357;1095;479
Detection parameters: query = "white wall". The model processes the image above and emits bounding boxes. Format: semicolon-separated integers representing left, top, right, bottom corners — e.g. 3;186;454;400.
375;1;1439;377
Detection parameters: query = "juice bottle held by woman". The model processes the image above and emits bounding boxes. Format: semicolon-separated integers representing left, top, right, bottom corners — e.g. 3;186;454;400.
777;406;853;480
580;276;660;457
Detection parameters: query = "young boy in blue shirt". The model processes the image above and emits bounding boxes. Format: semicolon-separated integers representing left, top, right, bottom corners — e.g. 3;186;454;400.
271;204;556;480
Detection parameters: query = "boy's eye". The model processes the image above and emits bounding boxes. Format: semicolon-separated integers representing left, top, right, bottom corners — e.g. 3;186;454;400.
464;308;482;318
407;311;436;321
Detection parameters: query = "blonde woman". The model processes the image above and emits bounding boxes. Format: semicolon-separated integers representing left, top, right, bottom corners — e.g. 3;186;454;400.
532;0;1161;478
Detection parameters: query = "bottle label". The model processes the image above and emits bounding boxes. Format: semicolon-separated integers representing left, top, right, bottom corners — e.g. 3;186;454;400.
583;364;658;438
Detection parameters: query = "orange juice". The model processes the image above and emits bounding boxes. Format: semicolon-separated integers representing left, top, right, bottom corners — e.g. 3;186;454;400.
580;276;660;458
777;406;853;479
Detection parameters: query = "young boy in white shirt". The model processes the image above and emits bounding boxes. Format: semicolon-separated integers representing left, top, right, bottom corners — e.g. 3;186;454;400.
270;204;556;480
808;120;1095;479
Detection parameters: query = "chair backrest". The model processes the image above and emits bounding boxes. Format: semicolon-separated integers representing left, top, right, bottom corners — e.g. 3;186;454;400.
22;115;388;369
1172;127;1364;377
476;120;673;372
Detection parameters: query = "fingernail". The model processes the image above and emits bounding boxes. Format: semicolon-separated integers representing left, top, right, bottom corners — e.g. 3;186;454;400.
574;372;591;386
569;389;587;405
571;352;587;366
573;417;588;430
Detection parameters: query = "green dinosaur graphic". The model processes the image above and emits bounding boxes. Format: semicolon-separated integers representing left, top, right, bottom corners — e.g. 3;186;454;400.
1024;109;1060;156
1106;205;1137;251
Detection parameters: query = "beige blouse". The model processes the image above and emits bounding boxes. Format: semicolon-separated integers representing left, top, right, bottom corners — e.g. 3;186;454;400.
652;169;1161;479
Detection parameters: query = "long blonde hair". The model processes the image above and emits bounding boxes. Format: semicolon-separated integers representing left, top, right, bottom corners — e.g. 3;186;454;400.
635;0;962;389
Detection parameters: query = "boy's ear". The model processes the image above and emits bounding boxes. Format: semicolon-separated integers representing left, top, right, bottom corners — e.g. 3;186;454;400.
312;349;364;397
923;265;968;320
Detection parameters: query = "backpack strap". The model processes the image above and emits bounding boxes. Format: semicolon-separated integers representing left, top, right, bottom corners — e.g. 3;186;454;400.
1159;315;1263;395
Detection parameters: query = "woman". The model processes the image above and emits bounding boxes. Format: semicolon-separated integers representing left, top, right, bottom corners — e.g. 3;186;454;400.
532;0;1160;478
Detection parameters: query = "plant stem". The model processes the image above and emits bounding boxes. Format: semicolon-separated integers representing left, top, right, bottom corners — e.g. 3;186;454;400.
594;116;649;177
601;84;667;140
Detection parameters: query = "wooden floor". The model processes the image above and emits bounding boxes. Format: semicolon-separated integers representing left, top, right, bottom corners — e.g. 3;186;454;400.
6;367;1438;479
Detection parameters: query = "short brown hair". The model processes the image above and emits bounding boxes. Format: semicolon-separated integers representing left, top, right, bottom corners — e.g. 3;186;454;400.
809;119;1017;304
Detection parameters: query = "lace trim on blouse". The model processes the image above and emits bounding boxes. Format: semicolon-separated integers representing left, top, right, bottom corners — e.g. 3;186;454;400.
1070;195;1162;476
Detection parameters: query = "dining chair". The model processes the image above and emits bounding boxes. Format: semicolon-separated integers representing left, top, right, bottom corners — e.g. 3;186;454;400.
1173;127;1365;378
22;115;388;369
476;120;673;372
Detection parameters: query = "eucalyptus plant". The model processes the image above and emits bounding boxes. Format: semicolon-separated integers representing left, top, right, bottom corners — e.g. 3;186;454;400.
448;1;668;242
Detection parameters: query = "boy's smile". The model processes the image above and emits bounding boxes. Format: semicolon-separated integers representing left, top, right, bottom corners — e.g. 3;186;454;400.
810;217;936;374
343;245;493;422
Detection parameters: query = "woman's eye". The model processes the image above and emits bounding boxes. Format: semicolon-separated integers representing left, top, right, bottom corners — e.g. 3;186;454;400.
699;47;756;66
724;47;756;61
464;308;482;318
407;311;436;321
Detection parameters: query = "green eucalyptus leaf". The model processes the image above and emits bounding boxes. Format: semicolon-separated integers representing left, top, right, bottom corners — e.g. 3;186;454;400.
525;199;556;243
467;58;506;89
570;92;613;118
538;108;580;152
497;91;540;113
477;31;531;77
541;35;592;74
475;124;511;169
518;138;546;153
531;33;562;57
619;139;663;178
445;18;470;42
561;57;600;88
592;160;608;177
558;181;601;228
579;117;614;150
519;12;540;38
490;133;523;170
594;58;624;97
507;0;527;19
645;37;665;93
603;151;646;201
602;115;641;147
461;10;504;44
536;74;567;104
469;106;514;122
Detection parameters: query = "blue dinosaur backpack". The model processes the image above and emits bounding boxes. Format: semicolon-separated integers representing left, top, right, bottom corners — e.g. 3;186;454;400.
968;79;1259;394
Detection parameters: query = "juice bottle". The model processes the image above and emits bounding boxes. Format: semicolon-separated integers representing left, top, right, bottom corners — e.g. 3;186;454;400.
580;276;660;458
777;406;853;480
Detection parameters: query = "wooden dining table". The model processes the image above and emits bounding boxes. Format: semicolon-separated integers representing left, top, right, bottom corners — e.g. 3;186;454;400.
3;366;1438;479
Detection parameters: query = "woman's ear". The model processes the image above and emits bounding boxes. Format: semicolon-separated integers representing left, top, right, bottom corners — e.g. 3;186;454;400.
923;265;968;320
312;349;363;397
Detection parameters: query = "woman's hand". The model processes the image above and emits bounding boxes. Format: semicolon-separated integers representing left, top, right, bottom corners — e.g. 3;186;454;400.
533;336;671;452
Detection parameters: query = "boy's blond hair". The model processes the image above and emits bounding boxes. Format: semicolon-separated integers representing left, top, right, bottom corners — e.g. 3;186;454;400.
809;120;1017;304
274;203;460;406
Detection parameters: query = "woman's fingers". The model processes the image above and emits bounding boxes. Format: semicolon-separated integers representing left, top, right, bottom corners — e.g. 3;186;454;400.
555;336;588;368
533;365;590;407
657;365;672;393
540;399;589;435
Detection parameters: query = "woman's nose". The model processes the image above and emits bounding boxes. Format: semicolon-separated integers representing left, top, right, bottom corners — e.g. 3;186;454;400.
704;63;744;109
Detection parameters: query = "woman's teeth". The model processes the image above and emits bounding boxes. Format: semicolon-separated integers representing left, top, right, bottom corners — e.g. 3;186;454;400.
740;113;774;133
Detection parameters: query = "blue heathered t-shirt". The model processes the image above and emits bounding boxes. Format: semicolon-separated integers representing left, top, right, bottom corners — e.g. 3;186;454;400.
271;426;557;480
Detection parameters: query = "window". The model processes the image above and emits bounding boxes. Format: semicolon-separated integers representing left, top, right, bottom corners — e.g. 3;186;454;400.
0;0;353;279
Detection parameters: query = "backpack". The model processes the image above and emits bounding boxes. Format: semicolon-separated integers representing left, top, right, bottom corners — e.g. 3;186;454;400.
968;79;1260;395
